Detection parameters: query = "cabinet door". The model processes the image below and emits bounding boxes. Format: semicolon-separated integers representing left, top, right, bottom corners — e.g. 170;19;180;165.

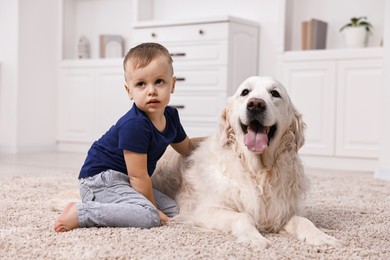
336;59;383;158
57;68;95;142
282;61;336;155
94;68;133;139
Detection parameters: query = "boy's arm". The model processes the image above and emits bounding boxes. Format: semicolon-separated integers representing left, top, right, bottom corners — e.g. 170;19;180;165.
170;136;206;156
123;150;169;223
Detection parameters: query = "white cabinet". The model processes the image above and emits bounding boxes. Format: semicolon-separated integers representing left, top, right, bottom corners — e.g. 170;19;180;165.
132;16;259;137
336;59;383;158
277;0;386;171
58;67;95;143
283;61;336;156
94;68;132;135
57;61;131;150
281;48;383;170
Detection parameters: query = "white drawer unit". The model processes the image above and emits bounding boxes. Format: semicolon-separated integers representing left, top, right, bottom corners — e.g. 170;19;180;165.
173;67;228;93
165;42;229;65
280;48;383;171
133;16;259;137
133;22;230;42
169;93;227;118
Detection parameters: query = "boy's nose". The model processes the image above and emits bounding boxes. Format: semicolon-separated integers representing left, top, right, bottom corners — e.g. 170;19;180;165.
147;84;157;95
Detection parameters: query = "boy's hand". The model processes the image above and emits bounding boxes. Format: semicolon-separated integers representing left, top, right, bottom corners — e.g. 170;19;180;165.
158;210;170;225
171;136;206;157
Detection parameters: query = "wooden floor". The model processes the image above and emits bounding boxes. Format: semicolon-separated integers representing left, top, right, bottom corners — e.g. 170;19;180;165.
0;151;372;179
0;151;85;178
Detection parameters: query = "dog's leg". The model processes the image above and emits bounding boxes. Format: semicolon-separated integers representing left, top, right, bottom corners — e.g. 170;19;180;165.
282;215;345;247
190;209;271;248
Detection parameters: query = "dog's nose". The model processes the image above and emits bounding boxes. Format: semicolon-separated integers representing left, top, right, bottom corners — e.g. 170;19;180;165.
247;98;266;113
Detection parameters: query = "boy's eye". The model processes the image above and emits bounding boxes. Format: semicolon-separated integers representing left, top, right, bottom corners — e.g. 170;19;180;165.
156;79;163;85
136;82;145;87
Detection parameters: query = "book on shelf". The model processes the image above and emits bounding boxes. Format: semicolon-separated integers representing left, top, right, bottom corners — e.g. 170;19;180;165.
301;18;328;50
301;21;307;50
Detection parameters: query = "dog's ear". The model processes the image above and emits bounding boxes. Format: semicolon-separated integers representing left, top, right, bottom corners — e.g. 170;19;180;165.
219;99;236;149
291;106;306;150
273;105;305;161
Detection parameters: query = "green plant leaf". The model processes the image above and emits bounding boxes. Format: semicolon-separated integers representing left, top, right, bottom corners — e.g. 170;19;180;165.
339;16;373;32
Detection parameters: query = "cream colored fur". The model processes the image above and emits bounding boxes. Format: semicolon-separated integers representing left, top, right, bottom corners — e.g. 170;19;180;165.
153;76;344;248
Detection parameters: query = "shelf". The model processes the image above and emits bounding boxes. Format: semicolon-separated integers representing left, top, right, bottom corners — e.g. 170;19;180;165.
60;58;124;68
61;0;136;60
283;0;385;52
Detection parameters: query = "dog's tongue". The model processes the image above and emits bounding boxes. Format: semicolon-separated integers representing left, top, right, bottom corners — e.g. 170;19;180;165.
244;124;268;153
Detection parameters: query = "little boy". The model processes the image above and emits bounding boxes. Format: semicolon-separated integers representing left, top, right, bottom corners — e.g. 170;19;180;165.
55;42;197;231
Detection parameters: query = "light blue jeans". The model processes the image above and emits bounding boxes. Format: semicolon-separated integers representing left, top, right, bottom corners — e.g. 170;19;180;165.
77;170;179;229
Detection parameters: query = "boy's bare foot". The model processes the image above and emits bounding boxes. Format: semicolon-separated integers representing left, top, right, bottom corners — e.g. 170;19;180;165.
54;202;79;232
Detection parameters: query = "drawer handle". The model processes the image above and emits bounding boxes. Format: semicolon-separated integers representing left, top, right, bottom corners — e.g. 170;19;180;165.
171;105;185;109
176;77;186;82
170;52;186;57
151;32;157;38
199;29;204;35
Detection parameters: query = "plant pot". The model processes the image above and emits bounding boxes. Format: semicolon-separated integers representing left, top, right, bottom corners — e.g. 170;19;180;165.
343;27;368;48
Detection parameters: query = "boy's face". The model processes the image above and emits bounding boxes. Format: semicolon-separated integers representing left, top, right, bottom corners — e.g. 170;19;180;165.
124;57;176;117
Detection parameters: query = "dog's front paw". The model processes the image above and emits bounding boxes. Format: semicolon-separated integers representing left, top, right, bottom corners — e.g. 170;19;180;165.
237;236;271;249
236;231;271;249
230;213;271;248
257;236;272;249
283;216;345;248
300;229;345;247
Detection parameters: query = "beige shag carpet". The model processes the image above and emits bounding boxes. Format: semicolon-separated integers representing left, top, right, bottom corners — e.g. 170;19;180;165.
1;170;390;259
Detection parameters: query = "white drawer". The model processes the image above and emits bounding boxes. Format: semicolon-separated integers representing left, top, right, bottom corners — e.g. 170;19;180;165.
169;93;226;119
166;42;228;65
133;23;229;43
174;67;227;92
181;121;218;138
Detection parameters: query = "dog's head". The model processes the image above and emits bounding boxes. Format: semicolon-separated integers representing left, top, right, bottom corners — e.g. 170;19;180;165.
220;76;305;164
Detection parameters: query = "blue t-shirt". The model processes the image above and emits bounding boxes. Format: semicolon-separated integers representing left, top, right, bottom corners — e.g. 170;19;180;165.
79;104;187;179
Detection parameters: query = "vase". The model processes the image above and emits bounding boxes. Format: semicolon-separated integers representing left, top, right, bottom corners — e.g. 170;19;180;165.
78;36;90;59
343;27;368;48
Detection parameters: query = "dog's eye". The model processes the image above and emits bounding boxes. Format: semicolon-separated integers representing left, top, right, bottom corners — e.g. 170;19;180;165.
270;90;281;98
241;89;250;96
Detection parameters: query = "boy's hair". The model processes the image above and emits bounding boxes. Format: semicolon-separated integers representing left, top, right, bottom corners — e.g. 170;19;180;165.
123;42;173;76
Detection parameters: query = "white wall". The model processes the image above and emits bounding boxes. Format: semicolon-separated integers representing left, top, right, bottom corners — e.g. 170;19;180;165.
18;0;58;150
152;0;281;78
0;0;19;153
0;0;58;153
375;1;390;180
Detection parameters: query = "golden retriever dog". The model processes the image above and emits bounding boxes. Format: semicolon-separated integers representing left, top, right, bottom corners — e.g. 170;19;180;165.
153;76;344;248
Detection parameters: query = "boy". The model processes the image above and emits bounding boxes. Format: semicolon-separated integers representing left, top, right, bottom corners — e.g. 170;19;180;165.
54;42;197;231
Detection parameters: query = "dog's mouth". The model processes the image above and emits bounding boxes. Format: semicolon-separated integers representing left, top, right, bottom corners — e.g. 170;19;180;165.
241;121;277;153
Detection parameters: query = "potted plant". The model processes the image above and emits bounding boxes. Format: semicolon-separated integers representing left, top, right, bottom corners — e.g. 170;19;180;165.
339;16;373;48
